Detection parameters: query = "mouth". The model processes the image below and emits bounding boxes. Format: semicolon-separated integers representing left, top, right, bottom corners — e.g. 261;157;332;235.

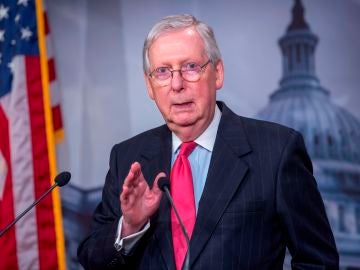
172;101;193;110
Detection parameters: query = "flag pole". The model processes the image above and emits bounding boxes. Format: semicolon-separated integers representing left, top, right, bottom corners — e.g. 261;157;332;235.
35;0;67;269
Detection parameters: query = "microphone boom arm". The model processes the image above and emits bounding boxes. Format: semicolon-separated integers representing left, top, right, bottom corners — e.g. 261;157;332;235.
163;185;191;270
0;184;58;237
0;171;71;237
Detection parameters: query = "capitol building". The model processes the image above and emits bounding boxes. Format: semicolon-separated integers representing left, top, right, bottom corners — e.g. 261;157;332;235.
257;0;360;268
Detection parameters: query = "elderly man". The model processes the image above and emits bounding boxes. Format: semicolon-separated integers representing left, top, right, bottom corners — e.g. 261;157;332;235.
78;14;338;269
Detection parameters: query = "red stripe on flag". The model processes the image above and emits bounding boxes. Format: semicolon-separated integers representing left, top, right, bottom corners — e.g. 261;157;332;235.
52;105;63;132
43;12;50;35
48;58;56;82
25;56;58;269
0;106;19;270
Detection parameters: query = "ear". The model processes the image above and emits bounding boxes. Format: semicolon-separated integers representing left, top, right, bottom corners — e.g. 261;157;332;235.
144;73;155;100
214;59;224;90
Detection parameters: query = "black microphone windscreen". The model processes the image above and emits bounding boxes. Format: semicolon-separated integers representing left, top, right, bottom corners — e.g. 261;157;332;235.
157;177;170;192
55;171;71;187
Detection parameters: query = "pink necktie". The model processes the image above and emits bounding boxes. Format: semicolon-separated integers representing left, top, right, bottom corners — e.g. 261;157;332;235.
170;141;197;270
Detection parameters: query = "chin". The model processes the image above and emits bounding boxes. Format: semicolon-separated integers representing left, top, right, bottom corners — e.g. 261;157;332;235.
169;117;198;128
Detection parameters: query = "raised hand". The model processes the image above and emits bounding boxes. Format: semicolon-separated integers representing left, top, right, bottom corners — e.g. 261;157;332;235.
120;162;165;237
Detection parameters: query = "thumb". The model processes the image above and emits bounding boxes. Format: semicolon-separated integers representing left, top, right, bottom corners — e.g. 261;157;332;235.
153;172;167;195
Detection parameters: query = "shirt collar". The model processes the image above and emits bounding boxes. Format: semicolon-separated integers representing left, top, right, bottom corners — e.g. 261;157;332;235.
172;105;221;154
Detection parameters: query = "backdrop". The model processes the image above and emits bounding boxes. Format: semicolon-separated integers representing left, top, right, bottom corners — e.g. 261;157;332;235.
46;0;360;269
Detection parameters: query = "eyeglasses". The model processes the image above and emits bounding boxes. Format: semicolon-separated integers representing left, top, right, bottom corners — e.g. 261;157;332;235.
149;60;211;86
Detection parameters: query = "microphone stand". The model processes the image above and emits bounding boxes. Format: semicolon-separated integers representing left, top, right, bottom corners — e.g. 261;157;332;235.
0;171;71;237
162;185;191;270
0;184;58;237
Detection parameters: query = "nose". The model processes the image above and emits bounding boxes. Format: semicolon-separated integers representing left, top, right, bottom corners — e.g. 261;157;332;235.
171;70;184;92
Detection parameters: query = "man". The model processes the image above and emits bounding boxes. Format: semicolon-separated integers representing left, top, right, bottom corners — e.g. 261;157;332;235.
78;14;338;269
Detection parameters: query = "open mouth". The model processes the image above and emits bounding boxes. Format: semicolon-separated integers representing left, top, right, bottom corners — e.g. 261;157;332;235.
173;101;193;108
172;102;194;111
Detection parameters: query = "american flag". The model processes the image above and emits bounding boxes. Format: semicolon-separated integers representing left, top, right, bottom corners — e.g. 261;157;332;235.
0;0;65;269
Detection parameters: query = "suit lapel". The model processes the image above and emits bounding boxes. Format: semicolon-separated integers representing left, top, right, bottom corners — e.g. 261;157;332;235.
189;103;252;266
138;126;175;270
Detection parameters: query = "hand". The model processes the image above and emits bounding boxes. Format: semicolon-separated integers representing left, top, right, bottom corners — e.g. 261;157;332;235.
120;162;165;237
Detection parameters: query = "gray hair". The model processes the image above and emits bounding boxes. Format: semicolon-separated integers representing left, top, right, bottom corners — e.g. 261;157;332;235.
143;14;222;74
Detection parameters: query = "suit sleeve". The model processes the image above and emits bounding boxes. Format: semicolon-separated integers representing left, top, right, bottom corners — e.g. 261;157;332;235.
77;145;146;269
276;130;339;269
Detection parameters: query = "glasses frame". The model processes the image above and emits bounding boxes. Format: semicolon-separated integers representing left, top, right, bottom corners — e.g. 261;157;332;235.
149;59;212;86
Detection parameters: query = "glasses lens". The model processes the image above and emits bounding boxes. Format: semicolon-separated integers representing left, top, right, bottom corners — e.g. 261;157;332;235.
153;67;171;81
181;63;202;82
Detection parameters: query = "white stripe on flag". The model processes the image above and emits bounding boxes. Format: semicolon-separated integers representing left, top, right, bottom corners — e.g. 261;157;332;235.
3;56;40;270
45;35;54;59
0;150;6;200
50;80;60;106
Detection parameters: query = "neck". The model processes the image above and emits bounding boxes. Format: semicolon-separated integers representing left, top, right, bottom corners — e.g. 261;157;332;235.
173;127;205;142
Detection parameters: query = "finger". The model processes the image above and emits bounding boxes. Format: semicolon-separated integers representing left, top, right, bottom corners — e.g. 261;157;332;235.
121;180;140;203
120;162;147;204
131;163;149;193
120;185;137;209
123;162;141;189
123;170;135;189
120;185;129;203
121;173;136;203
152;172;167;195
130;162;142;184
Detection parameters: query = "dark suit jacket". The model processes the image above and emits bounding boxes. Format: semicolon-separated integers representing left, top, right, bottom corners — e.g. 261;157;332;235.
78;102;339;269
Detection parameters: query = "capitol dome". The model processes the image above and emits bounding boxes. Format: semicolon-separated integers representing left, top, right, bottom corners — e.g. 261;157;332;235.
257;0;360;267
259;84;360;164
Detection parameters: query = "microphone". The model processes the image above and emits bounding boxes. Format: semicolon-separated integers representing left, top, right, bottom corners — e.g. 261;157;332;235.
55;171;71;187
158;177;190;270
0;171;71;237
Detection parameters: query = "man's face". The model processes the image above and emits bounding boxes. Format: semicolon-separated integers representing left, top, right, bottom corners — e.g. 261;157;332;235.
145;27;224;140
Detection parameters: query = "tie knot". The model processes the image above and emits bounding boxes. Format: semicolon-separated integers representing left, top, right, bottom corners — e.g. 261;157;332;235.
179;141;197;157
